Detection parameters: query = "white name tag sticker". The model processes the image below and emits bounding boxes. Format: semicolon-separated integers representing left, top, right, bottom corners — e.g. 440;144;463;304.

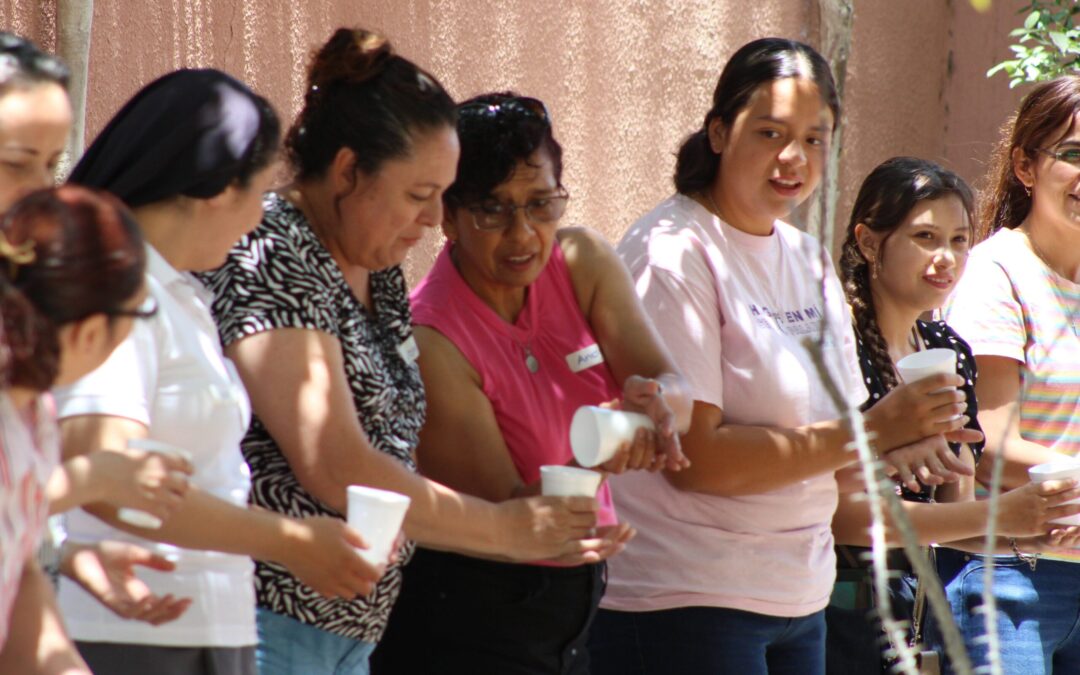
566;344;604;373
398;335;420;364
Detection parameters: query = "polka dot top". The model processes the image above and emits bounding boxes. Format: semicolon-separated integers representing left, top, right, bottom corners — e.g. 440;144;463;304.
855;319;985;503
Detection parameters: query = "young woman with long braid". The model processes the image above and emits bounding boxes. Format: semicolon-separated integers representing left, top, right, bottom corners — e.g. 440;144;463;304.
826;157;1080;672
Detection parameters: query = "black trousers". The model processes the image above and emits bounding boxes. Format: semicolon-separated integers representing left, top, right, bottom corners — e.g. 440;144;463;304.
371;548;606;675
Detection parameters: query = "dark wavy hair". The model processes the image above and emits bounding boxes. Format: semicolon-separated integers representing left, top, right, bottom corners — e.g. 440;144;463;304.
443;92;563;207
673;37;839;196
286;28;457;182
982;75;1080;239
0;186;145;391
840;157;974;390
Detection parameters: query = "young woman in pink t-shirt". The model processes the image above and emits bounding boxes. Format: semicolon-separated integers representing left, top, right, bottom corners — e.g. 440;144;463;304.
589;38;979;675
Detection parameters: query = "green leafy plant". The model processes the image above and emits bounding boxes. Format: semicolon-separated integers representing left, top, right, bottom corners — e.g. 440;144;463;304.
988;0;1080;87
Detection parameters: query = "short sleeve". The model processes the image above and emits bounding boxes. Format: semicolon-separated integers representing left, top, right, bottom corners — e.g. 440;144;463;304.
52;317;158;425
944;255;1026;362
633;230;725;410
201;207;343;348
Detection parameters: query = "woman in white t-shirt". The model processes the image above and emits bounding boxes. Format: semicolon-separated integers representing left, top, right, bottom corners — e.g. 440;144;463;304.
588;38;979;674
54;69;382;675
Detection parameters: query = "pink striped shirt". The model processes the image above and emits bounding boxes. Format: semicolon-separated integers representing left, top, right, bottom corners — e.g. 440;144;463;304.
945;227;1080;455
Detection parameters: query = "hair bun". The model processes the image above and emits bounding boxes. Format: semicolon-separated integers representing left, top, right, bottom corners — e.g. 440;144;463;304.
307;28;394;92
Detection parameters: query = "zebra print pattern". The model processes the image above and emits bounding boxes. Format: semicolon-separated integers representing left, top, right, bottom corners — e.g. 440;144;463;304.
199;193;424;643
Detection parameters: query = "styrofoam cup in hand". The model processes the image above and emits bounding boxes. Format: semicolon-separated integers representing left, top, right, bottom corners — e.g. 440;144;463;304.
895;348;957;392
1029;460;1080;526
540;465;603;497
570;406;655;468
346;485;411;566
117;438;194;529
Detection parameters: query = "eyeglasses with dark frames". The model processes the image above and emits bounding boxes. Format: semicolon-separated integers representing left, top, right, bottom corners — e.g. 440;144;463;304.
104;296;159;320
1036;145;1080;167
466;188;570;232
457;96;550;125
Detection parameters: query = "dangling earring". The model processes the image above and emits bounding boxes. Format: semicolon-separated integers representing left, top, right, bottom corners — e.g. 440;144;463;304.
869;256;879;280
1024;184;1032;198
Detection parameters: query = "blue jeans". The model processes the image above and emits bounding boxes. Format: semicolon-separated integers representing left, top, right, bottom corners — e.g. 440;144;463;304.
933;549;1080;674
256;607;375;675
588;606;826;675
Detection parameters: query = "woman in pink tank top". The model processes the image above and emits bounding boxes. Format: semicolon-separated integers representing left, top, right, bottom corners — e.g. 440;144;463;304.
371;93;693;675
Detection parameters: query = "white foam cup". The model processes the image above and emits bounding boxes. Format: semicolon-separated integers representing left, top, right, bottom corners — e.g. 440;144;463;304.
895;348;958;392
346;485;411;566
570;406;655;468
540;465;603;497
117;438;194;529
1029;460;1080;526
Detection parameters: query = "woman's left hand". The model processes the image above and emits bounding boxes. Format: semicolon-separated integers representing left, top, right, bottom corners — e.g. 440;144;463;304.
602;376;690;473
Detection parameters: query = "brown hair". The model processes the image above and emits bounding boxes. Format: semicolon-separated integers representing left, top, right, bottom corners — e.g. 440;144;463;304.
0;186;145;391
982;75;1080;238
674;37;839;196
286;27;457;181
840;157;974;390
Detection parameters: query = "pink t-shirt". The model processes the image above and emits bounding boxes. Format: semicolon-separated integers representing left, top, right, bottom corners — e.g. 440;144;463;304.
604;194;866;617
0;393;58;646
945;227;1080;455
411;241;619;528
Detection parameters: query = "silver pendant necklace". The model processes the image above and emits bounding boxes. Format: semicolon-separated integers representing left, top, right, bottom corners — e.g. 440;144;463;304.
524;346;539;373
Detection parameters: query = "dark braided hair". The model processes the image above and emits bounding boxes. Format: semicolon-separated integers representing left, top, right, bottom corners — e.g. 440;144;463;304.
840;157;974;390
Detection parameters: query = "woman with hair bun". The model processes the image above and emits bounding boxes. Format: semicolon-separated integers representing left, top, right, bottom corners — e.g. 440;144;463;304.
202;28;618;674
57;68;381;675
0;185;149;673
588;38;977;674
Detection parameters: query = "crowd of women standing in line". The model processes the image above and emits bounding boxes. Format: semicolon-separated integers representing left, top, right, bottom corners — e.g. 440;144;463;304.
0;20;1078;675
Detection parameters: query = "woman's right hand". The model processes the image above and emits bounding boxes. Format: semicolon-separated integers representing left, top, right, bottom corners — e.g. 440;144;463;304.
866;374;969;450
997;479;1080;537
278;516;384;600
494;496;606;563
88;447;193;521
880;435;973;493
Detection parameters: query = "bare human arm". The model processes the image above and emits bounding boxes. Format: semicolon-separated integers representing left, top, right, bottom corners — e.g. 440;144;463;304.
972;355;1073;490
560;227;692;466
666;377;971;497
832;444;1080;548
46;446;192;517
61;415;380;600
224;327;609;564
0;561;90;675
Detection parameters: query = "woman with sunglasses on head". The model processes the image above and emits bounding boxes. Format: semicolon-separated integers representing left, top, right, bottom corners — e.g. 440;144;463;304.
936;75;1080;674
0;29;201;659
53;68;383;675
588;38;977;674
370;92;691;674
0;186;150;674
201;29;621;675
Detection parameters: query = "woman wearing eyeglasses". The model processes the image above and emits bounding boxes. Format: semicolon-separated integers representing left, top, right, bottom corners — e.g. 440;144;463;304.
368;92;691;674
200;30;629;675
935;75;1080;673
0;186;149;674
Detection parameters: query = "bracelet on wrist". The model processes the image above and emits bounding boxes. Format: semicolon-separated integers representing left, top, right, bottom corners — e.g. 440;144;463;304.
1010;537;1040;571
